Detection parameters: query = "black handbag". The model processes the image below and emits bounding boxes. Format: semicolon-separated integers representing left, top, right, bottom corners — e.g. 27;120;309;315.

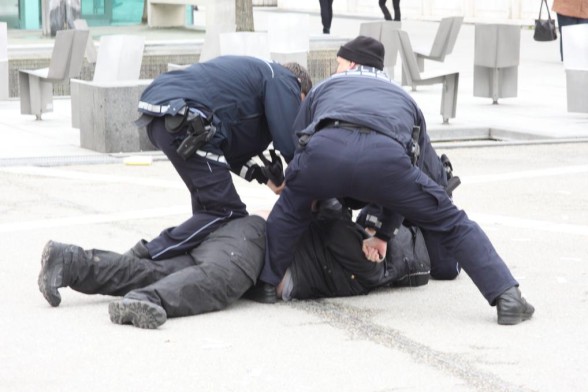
534;0;558;42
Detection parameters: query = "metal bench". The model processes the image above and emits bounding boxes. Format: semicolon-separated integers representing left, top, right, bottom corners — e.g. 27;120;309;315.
360;21;402;78
413;16;463;72
396;30;459;124
268;13;310;68
73;19;97;64
18;29;88;120
219;32;271;59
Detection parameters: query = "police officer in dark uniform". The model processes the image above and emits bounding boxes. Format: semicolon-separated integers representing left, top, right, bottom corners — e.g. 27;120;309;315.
253;36;534;325
133;56;312;261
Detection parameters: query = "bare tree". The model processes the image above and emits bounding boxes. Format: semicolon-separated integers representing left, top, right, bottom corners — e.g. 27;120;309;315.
235;0;254;32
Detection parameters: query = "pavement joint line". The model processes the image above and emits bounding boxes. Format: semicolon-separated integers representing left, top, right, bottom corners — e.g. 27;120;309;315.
0;154;168;168
434;138;588;149
461;164;588;184
0;166;184;189
291;300;533;392
470;213;588;237
0;207;188;234
2;203;587;239
3;162;587;188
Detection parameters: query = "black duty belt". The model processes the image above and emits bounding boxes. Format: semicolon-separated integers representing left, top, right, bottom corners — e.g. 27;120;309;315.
318;120;373;133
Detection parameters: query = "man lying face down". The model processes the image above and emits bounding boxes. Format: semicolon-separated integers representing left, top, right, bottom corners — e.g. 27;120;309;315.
37;199;428;329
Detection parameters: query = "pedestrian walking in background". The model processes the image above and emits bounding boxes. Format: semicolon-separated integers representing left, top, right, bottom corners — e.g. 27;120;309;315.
319;0;334;34
379;0;401;21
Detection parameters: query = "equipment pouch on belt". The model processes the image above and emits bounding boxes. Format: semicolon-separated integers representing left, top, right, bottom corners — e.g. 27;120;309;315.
164;110;188;133
175;114;217;160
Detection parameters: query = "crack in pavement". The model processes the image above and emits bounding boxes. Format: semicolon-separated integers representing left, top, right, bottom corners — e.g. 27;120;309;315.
291;300;535;392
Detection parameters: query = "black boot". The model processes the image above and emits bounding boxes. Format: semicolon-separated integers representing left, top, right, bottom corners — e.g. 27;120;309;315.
108;299;167;329
243;281;277;304
38;241;78;307
496;286;535;325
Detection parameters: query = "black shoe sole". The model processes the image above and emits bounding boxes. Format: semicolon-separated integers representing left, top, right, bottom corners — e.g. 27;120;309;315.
243;285;277;304
394;272;430;288
109;300;167;329
497;312;534;325
38;241;62;307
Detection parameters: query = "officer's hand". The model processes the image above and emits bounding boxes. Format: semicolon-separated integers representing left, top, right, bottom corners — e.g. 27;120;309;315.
267;179;285;195
362;237;387;263
258;150;285;187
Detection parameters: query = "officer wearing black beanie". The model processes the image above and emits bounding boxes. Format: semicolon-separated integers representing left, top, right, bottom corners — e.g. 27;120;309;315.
336;35;385;71
251;34;535;327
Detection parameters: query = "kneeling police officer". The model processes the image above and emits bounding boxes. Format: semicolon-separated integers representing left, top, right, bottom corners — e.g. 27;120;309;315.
253;36;534;326
134;56;312;261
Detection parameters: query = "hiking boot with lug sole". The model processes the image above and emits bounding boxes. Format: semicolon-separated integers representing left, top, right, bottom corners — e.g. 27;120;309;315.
243;282;277;304
38;240;68;307
109;299;167;329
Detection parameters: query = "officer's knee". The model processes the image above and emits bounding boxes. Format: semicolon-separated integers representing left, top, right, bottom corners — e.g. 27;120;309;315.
430;261;461;280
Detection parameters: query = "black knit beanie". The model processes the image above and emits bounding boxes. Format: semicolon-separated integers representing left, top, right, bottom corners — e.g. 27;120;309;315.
336;35;385;70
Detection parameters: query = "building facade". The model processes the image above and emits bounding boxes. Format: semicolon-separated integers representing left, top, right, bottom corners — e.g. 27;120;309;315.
1;0;554;31
0;0;144;30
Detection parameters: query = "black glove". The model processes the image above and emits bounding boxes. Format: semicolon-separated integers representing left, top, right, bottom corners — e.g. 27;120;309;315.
258;149;285;186
241;162;269;184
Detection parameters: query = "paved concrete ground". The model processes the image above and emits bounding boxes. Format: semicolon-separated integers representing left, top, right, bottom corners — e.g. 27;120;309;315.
1;7;587;392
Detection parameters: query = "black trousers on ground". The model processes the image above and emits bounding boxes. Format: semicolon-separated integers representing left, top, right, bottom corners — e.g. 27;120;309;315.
66;217;265;317
144;117;248;259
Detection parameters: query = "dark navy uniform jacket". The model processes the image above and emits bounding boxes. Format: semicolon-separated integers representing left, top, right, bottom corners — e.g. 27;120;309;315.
293;67;434;240
138;56;302;169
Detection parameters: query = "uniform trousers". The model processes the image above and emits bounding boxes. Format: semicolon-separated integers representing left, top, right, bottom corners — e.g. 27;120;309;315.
262;127;517;304
145;117;248;259
66;216;265;317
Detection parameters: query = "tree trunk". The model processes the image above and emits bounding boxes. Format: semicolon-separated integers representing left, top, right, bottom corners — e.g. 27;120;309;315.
235;0;254;32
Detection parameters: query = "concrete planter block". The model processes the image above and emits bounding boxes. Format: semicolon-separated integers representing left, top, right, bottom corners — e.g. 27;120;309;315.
78;80;155;153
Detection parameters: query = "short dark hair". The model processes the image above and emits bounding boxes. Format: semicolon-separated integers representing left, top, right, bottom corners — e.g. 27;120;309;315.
282;62;313;95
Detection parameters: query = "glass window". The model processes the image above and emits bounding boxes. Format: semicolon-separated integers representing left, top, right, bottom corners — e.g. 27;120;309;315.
0;1;19;18
80;0;142;26
112;0;143;25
